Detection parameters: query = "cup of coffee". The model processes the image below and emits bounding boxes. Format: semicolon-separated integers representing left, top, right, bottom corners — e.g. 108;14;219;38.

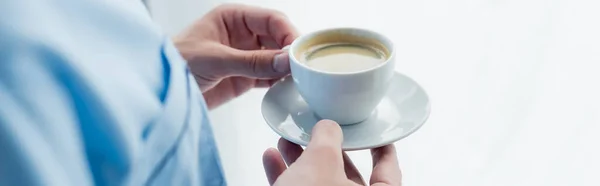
288;28;395;125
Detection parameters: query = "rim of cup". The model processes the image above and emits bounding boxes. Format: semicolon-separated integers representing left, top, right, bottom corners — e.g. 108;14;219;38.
288;27;395;76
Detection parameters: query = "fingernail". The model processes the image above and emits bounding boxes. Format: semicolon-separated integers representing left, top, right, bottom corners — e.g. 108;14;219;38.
273;53;290;73
321;119;339;126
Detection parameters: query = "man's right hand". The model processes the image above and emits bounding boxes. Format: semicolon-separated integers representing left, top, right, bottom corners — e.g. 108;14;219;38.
262;120;402;186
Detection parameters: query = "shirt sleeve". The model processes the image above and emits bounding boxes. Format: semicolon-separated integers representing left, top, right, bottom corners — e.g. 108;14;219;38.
0;0;159;185
0;1;226;185
0;35;94;186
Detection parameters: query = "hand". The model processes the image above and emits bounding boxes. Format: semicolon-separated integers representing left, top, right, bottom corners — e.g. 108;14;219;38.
262;120;402;186
174;4;299;109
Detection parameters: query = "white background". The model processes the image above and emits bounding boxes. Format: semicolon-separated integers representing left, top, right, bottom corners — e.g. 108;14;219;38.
147;0;600;185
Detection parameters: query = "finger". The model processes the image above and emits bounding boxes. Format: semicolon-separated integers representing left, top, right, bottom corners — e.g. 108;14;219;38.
307;120;344;149
277;138;304;166
237;6;299;47
343;152;366;185
254;79;275;88
256;78;284;88
262;148;287;185
227;48;290;78
201;77;256;109
303;120;344;169
268;76;287;86
220;4;298;46
201;80;237;110
370;145;402;186
215;4;298;50
259;35;281;49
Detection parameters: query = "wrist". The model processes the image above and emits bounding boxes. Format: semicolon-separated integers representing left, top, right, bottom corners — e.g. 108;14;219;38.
172;36;196;63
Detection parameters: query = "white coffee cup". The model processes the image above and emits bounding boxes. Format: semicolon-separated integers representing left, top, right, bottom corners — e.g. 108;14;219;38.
288;28;396;125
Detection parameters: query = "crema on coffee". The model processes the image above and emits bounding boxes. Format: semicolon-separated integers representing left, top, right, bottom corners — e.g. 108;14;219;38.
294;32;390;73
301;43;386;73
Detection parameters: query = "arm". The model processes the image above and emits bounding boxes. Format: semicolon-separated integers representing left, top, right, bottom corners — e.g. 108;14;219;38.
0;37;94;186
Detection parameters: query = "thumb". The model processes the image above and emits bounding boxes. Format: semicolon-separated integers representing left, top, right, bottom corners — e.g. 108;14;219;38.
307;120;344;151
227;48;290;78
302;120;345;170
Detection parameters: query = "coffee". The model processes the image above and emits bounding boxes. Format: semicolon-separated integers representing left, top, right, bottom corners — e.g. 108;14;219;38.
301;43;386;73
294;32;389;73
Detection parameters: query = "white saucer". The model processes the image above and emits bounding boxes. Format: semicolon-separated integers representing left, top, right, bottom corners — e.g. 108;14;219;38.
261;72;431;151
